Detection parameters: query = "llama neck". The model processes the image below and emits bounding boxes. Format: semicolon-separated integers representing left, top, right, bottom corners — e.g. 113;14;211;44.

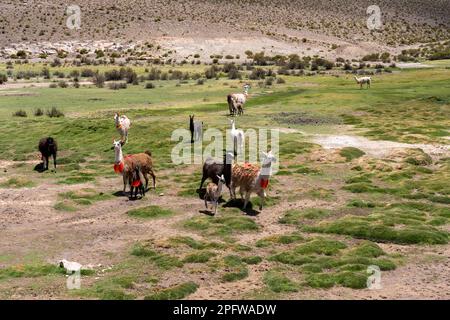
115;147;123;164
217;181;224;196
260;160;273;177
231;122;236;131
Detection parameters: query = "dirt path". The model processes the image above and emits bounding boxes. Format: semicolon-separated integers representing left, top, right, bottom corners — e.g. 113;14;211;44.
313;134;449;158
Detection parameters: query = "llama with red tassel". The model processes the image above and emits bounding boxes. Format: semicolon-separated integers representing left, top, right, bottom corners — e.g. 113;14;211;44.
230;150;277;211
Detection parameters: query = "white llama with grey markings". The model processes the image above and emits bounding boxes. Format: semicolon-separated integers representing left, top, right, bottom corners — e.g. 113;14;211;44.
114;113;131;144
354;76;371;89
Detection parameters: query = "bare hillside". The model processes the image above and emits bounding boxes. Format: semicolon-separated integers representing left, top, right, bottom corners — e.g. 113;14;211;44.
0;0;449;59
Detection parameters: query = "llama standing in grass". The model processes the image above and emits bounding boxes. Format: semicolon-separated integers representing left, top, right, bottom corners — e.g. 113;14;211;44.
114;113;131;144
112;140;156;195
354;76;371;89
199;151;234;196
227;84;250;116
230;150;277;211
38;137;57;171
204;174;226;215
229;119;244;156
189;115;203;143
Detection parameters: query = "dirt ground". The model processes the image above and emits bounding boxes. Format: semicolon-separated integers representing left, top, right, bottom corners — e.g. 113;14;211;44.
1;133;448;300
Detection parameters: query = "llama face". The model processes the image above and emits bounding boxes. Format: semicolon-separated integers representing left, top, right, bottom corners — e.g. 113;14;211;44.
216;174;226;184
112;140;122;150
262;151;277;164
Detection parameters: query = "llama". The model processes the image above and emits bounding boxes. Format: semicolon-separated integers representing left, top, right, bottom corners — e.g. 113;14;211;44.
199;151;234;194
230;150;277;211
227;84;250;116
354;76;371;89
189;115;203;143
114;113;131;144
38;137;57;171
112;139;156;194
229;119;244;156
129;164;146;199
204;174;226;215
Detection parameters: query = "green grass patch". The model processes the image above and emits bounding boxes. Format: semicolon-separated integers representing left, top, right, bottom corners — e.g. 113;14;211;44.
279;208;331;224
183;214;259;237
339;147;365;162
144;282;198;300
0;177;35;188
131;243;183;269
183;251;216;263
127;205;175;219
263;270;298;293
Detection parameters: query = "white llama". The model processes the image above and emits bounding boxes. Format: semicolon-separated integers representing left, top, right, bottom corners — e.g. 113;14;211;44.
227;84;250;116
114;113;131;143
354;76;371;89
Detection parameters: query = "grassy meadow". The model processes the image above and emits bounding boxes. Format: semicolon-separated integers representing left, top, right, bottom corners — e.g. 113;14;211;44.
0;61;449;299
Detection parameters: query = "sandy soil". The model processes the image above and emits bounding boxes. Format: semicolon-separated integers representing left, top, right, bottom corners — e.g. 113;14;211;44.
313;134;450;159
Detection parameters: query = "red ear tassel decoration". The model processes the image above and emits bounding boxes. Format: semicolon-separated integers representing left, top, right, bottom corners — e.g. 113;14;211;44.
114;162;124;173
131;180;141;187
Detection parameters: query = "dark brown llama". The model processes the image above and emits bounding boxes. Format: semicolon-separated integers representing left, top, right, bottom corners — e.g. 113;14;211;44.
38;137;57;171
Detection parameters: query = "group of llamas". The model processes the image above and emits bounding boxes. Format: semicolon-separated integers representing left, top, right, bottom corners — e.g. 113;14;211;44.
35;77;369;213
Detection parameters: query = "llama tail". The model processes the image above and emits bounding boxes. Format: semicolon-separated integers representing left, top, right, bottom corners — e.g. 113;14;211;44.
145;150;152;157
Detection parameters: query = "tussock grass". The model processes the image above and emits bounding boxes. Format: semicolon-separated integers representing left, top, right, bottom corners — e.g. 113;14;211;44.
220;255;249;282
55;188;112;211
256;233;304;248
269;238;396;289
0;177;35;188
183;214;259;236
127;205;175;219
279;208;331;224
339;147;365;162
144;282;198;300
0;264;65;280
131;243;183;269
263;270;298;293
183;251;216;263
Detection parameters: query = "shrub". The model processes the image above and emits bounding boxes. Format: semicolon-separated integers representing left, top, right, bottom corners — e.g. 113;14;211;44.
46;107;64;118
58;80;68;88
196;78;205;85
49;83;58;88
12;110;27;117
80;68;95;77
145;82;155;89
92;72;105;88
108;82;127;90
249;68;267;80
0;73;7;84
34;108;44;116
205;66;218;79
40;67;50;79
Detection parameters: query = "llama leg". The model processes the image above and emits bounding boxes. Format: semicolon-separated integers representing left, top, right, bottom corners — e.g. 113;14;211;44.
123;175;127;194
52;153;57;170
258;190;265;210
150;171;156;189
243;192;251;210
199;175;206;190
230;182;236;199
213;201;217;215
